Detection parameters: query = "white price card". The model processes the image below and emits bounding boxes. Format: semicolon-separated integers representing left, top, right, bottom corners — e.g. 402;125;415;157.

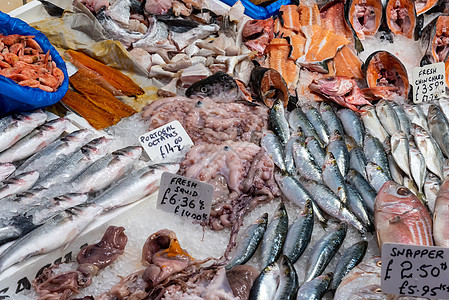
139;120;193;162
381;243;449;299
412;62;447;103
157;172;213;223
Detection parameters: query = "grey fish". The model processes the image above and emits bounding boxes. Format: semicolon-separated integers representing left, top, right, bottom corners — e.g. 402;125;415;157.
275;171;327;224
327;130;349;176
260;202;289;270
427;104;449;158
284;130;305;174
375;100;401;136
274;255;299;300
304;105;329;145
14;129;93;176
391;102;411;136
346;169;377;215
337;109;364;147
424;172;440;214
0;110;47;153
319;101;344;137
269;99;291;147
292;140;322;182
438;97;449;122
94;164;179;211
226;213;268;270
329;241;368;291
304;223;347;282
71;146;142;193
349;147;367;179
390;131;411;178
359;105;389;145
0;170;39;199
282;200;314;264
412;123;444;180
0;118;70;163
289;106;321;144
363;135;391;179
262;131;287;171
0;163;15;182
170;24;220;50
366;162;390;192
323;152;349;204
388;154;403;185
346;185;372;228
185;71;240;100
403;104;429;131
249;261;280;300
297;272;333;300
305;136;325;169
301;179;366;233
408;139;427;193
0;203;102;272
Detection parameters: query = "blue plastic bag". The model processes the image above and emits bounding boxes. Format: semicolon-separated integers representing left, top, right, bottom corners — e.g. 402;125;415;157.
219;0;291;20
0;11;69;117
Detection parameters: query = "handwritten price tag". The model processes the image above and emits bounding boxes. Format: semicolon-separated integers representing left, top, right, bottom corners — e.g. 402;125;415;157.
412;63;447;103
381;243;449;299
157;172;213;222
139;121;193;162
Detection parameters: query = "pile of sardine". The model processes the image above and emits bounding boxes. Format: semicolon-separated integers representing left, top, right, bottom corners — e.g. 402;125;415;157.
0;109;178;272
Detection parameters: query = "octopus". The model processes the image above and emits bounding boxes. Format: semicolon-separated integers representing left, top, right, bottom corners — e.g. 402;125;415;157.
141;96;268;145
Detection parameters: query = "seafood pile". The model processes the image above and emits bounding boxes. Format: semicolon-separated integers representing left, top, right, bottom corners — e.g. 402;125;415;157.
0;34;64;92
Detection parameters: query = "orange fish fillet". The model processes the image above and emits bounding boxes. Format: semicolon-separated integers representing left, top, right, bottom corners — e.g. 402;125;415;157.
279;5;301;32
288;34;306;61
274;18;296;38
268;38;299;90
298;1;321;26
333;46;363;78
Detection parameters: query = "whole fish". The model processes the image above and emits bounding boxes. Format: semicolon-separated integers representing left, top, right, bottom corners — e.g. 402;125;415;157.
71;146;142;193
438;97;449;122
375;181;433;250
304;223;347;282
391;102;411;136
364;134;390;178
275;171;327;224
185;71;240;100
327;130;350;176
433;176;449;247
366;162;390;192
292;139;322;182
346;169;377;215
284;130;304;174
346;185;372;228
329;240;368;291
273;256;299;300
262;131;287;171
319;101;344;137
359;105;389;145
388;154;404;185
375;100;401;136
349;147;367;179
282;200;314;264
288;106;321;144
297;272;333;300
301;179;366;233
14;129;93;176
408;138;427;193
424;172;440;214
0;163;15;182
305;136;326;168
260;202;288;269
0;118;70;163
0;203;103;272
337;109;364;147
390;131;411;178
93;164;179;211
0;170;39;199
323;152;349;204
304;105;329;145
0;188;52;222
226;213;268;270
403;104;428;131
249;261;280;300
269;99;291;147
427;104;449;158
0;110;47;153
402;176;420;199
412;123;444;180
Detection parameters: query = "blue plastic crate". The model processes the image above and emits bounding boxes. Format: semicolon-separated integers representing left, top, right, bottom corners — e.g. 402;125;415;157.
220;0;291;20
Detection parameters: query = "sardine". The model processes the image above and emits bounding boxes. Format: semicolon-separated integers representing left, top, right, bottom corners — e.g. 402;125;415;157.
366;162;390;192
282;200;314;264
337;109;364;147
349;147;367;179
388;154;403;185
284;130;304;174
424;172;440;214
0;110;47;153
327;130;350;176
0;118;70;163
269;99;291;147
391;102;411;136
346;184;372;228
427;104;449;158
305;136;326;169
408;138;427;193
412;123;444;180
260;202;288;270
346;169;377;215
323;152;349;204
292;140;322;182
297;272;332;300
359;105;389;145
0;163;15;182
226;213;268;270
0;171;39;199
329;241;368;291
375;100;401;136
0;203;103;272
434;176;449;247
304;223;347;282
304;105;329;145
364;134;391;179
273;256;299;300
390;131;411;177
249;261;280;300
288;106;321;144
319;102;344;137
262;131;287;171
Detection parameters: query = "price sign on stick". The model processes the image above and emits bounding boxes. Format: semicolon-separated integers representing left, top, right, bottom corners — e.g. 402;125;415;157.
381;243;449;299
157;172;213;222
412;62;447;103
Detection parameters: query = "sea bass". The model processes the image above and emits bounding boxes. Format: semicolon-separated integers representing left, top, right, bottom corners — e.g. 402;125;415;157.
0;170;39;199
0;163;15;182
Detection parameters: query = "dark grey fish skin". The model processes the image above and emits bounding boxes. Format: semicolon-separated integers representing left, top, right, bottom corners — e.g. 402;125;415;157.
262;131;287;171
289;106;322;144
260;202;289;270
292;140;322;182
304;105;329;145
38;0;65;17
185;71;240;100
329;241;368;291
297;272;333;300
319;102;344;138
391;103;411;136
323;151;349;204
349;147;367;179
346;185;372;228
269;99;291;147
363;135;391;179
337;109;364;147
327;130;350;176
366;162;390;192
346;169;377;215
226;213;268;270
274;256;299;300
304;223;347;282
249;261;280;300
427;104;449;158
305;136;326;169
284;130;305;174
282;200;314;264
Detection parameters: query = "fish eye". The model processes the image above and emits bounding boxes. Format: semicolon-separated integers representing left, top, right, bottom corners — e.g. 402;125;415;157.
397;187;410;196
375;288;382;293
200;86;208;93
325;77;334;81
376;261;382;267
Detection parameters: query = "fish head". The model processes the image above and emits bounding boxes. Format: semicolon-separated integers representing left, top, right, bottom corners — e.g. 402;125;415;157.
329;129;343;142
62;129;93;143
113;146;143;159
185;71;238;99
309;76;355;98
375;180;417;210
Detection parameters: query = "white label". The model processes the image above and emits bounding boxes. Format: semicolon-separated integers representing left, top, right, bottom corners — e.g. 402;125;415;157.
412;63;447;103
157;172;213;223
139;121;193;162
381;243;449;299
